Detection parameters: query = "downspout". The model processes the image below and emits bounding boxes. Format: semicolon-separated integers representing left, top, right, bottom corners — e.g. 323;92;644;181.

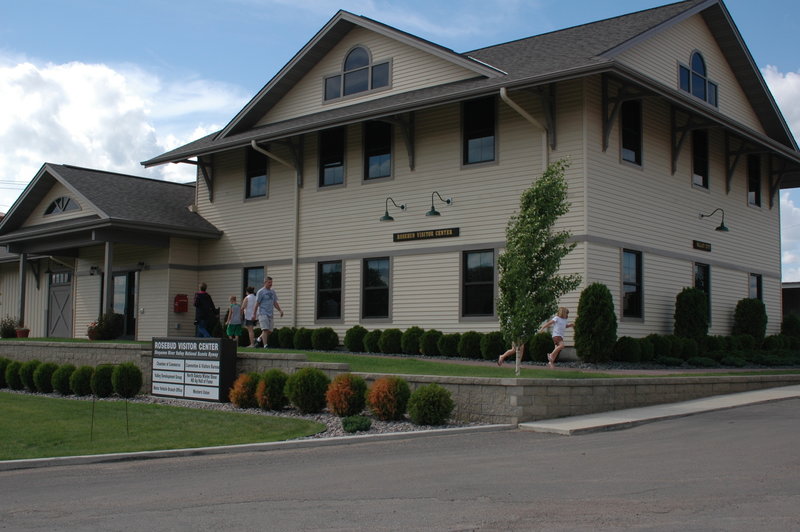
499;87;549;170
251;140;300;327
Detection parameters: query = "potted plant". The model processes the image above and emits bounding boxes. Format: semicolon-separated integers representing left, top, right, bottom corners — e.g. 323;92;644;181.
15;323;30;338
0;316;17;338
87;320;99;340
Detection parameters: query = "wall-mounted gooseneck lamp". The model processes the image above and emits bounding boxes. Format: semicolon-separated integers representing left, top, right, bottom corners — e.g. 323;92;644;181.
380;197;407;222
426;191;453;216
699;208;729;232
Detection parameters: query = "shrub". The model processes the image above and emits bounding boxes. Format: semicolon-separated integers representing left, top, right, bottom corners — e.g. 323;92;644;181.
70;366;94;396
677;337;699;360
400;326;424;355
762;335;787;351
19;360;41;392
367;376;410;421
362;329;382;353
575;282;617;363
51;364;76;395
256;369;289;411
379;328;403;354
229;372;260;408
112;363;143;398
91;364;115;398
278;327;296;349
733;334;756;351
419;330;442;356
527;332;552;363
647;334;671;358
344;325;368;352
342;415;372;433
612;336;641;363
437;333;461;357
91;312;125;340
408;383;454;426
732;298;767;344
780;313;800;338
269;327;285;348
285;368;330;414
655;356;684;367
325;373;367;417
33;362;59;393
673;287;708;340
687;356;719;368
720;355;747;367
0;357;11;388
0;316;17;338
5;361;23;390
312;327;339;351
637;337;655;362
293;328;313;350
458;331;483;359
480;331;505;360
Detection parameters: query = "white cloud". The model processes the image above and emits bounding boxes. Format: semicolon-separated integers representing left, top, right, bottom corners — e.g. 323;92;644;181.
0;57;249;211
763;65;800;141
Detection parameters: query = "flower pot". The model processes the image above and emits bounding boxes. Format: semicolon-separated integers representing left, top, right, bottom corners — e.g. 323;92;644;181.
15;328;29;338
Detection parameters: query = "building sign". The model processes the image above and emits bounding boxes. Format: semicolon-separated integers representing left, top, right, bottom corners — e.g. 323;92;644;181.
151;338;236;402
693;240;712;252
394;227;460;242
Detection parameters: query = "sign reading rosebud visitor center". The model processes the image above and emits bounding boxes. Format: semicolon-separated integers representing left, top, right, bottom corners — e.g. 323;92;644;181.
151;338;236;402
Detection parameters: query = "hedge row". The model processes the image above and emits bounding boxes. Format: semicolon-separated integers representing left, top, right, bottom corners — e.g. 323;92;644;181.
229;369;454;427
0;358;143;398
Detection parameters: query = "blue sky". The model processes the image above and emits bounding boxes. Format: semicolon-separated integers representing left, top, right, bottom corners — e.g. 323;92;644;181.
1;0;800;276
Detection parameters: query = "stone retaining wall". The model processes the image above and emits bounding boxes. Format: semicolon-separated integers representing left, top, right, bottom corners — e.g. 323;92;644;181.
2;342;798;424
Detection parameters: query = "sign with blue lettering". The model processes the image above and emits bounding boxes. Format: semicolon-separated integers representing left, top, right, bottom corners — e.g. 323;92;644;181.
151;338;236;402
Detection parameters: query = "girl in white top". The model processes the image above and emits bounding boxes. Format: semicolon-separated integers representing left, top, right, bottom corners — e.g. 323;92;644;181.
539;307;573;368
240;286;258;348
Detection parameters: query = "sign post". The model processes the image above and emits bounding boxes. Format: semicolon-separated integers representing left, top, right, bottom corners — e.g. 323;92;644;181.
151;338;236;402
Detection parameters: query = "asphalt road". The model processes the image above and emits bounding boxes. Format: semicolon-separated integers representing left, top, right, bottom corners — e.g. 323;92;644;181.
2;399;799;531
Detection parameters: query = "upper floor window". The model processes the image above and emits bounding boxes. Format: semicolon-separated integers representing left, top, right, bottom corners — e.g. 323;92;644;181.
463;97;496;165
622;249;643;319
692;129;709;188
324;46;390;101
748;154;761;207
246;148;268;199
621;100;642;165
44;196;79;215
319;127;345;187
679;52;718;106
364;121;392;180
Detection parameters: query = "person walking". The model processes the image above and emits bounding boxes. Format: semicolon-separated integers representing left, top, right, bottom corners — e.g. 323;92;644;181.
240;286;257;347
225;295;243;343
540;307;573;368
193;282;217;337
254;277;284;348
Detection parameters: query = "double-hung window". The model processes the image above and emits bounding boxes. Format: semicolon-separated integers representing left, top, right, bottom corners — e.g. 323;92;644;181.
463;97;496;165
622;250;643;318
621;100;642;165
246;148;268;199
748;154;761;207
319;127;345;187
364;122;392;180
692;130;709;188
362;257;390;319
317;261;342;320
462;250;494;317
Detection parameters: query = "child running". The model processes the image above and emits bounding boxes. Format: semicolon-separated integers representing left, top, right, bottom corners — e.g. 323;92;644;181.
539;307;573;368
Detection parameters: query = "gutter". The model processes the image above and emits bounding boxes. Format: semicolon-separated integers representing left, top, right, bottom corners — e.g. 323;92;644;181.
499;87;549;170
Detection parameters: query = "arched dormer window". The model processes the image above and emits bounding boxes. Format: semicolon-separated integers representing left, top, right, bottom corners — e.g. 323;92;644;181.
324;46;390;101
44;196;79;215
679;51;718;106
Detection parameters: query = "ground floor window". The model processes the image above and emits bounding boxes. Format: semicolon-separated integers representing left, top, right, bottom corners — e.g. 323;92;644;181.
749;273;762;300
362;257;389;319
317;261;342;320
622;249;643;318
694;262;711;320
462;250;494;317
243;267;264;295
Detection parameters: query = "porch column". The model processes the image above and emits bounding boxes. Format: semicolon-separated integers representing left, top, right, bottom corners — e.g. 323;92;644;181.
103;241;114;315
17;253;27;326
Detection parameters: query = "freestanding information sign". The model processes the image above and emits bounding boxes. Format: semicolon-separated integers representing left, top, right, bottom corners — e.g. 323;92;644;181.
151;338;236;402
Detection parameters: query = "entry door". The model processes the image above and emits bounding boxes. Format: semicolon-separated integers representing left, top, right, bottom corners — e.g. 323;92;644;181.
48;272;73;338
113;272;137;339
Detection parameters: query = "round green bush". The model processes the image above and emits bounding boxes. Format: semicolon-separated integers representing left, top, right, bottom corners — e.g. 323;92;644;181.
458;331;482;359
612;336;641;363
655;355;684;367
367;376;410;421
400;326;424;355
408;383;455;426
732;298;767;343
312;327;339;351
344;325;368;352
762;335;787;351
112;363;143;398
257;369;289;411
51;364;76;395
733;334;756;351
678;337;699;360
19;360;41;392
5;361;23;390
379;328;403;354
637;337;655;362
362;329;382;353
0;357;11;388
646;334;670;358
526;332;552;363
342;415;372;433
419;330;442;356
284;368;330;414
480;331;505;360
575;282;617;363
278;327;296;348
293;328;313;350
33;362;59;393
325;373;367;417
91;364;115;398
437;333;461;357
70;366;94;396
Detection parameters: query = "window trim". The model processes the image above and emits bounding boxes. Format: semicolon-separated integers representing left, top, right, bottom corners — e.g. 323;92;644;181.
460;249;496;320
316;260;344;323
44;196;80;216
620;100;642;166
461;96;497;167
678;51;719;107
361;256;391;321
621;249;644;320
323;46;391;102
245;148;269;200
318;127;346;189
363;121;393;181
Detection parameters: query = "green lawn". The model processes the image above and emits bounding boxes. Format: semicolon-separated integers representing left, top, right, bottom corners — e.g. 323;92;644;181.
0;392;325;461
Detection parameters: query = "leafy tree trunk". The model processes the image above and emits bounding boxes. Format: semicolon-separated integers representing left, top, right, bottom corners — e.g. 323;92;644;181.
498;159;581;374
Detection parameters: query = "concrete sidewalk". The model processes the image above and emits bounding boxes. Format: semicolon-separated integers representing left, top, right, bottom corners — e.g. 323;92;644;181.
519;384;800;435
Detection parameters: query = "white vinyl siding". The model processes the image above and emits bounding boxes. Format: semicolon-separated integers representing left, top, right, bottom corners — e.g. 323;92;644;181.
22;182;94;227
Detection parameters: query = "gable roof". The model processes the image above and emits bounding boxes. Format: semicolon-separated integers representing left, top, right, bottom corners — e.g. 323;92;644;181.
0;164;221;251
142;0;799;175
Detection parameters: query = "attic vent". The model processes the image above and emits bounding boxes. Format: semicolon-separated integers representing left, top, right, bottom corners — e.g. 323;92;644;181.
44;196;79;215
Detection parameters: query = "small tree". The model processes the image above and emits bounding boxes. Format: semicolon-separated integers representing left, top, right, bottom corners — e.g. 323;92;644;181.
673;287;708;340
497;159;581;374
574;283;617;363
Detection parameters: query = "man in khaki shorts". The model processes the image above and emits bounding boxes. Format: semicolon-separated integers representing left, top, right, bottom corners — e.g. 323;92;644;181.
254;277;284;348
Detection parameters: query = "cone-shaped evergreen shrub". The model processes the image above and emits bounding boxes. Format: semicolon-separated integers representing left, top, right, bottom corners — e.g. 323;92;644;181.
400;326;424;355
575;283;617;363
379;328;402;354
674;287;708;340
419;330;442;356
70;366;94;396
229;372;260;408
19;360;41;392
51;364;76;395
362;329;382;353
112;362;143;398
458;331;482;359
732;298;767;344
285;368;330;414
325;373;367;417
344;325;368;352
312;327;339;351
408;383;454;426
367;376;410;421
256;369;288;410
5;361;23;390
33;362;59;393
91;364;115;397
